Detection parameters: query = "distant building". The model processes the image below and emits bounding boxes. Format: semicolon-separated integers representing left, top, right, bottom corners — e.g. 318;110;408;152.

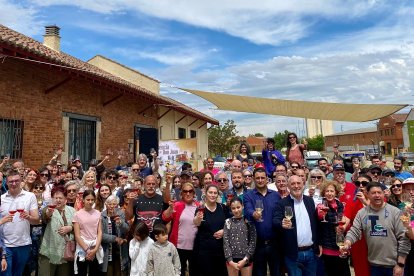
306;118;334;137
324;127;378;152
245;136;266;153
378;113;408;155
402;109;414;151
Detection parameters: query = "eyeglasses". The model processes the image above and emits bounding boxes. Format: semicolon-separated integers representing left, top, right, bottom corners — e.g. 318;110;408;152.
391;184;402;189
217;178;228;183
371;171;381;175
67;189;77;193
132;169;140;172
34;186;44;191
288;136;296;139
291;166;299;169
384;174;393;177
243;174;252;178
355;181;369;186
122;176;128;179
182;189;194;194
311;176;323;180
40;173;49;177
107;176;118;180
70;169;78;173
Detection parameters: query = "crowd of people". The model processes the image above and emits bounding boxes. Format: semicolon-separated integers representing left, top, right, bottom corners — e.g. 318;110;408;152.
0;133;413;276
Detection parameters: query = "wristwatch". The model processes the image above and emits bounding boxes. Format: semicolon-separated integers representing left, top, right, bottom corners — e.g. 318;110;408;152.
397;262;405;268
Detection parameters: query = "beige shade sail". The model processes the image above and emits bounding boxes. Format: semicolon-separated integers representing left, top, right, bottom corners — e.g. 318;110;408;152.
179;88;409;122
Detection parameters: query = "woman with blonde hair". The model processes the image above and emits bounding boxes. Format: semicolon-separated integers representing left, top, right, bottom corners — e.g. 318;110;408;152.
80;170;97;191
305;168;326;205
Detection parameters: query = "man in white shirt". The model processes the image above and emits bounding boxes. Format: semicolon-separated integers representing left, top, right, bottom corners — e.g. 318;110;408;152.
1;170;39;276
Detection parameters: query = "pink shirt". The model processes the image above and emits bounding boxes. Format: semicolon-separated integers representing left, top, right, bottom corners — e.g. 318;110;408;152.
73;208;101;240
177;204;198;250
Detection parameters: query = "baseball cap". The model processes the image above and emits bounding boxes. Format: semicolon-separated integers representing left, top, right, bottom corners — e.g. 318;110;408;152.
382;169;395;176
403;178;414;185
180;170;192;177
332;164;345;171
369;164;382;172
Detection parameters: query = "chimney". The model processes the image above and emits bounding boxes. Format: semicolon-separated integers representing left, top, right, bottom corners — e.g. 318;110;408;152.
43;25;61;52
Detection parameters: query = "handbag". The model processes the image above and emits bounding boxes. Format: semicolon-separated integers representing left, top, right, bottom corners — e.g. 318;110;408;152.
61;209;75;261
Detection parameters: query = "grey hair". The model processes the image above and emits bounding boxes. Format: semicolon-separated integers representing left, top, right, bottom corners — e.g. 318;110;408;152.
138;154;148;162
105;195;119;205
64;180;78;189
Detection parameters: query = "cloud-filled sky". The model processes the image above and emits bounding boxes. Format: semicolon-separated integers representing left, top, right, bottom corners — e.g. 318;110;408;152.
2;0;414;137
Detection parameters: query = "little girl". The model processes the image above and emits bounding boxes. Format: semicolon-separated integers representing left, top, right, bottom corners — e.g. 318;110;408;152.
129;222;154;276
223;197;257;276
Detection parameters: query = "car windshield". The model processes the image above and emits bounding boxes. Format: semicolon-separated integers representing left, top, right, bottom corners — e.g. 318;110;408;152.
213;157;226;162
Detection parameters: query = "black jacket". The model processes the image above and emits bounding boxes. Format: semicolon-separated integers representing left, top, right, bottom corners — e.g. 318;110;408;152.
317;199;344;250
273;195;319;259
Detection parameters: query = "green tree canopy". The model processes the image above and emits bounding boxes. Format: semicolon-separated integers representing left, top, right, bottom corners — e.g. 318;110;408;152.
208;120;239;157
306;134;325;151
273;130;290;149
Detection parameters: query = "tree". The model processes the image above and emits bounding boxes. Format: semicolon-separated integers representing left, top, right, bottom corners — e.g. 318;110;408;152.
307;134;325;151
252;133;264;137
273;130;290;149
208;120;239;157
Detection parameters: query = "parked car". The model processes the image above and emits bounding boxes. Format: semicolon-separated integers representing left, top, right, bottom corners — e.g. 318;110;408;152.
366;148;380;160
396;152;414;165
213;156;227;170
305;157;321;170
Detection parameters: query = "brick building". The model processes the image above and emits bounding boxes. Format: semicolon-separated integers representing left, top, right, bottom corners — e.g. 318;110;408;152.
378;113;408;154
324;127;378;151
0;25;218;169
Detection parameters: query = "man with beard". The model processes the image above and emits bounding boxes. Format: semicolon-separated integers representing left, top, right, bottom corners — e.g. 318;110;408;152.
318;158;330;176
125;175;168;239
368;164;382;183
327;157;353;182
332;164;356;204
393;157;413;180
228;169;248;202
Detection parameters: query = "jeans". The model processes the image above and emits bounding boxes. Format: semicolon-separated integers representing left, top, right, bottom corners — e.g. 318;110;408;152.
284;248;317;276
3;245;31;276
370;265;393;276
253;241;279;276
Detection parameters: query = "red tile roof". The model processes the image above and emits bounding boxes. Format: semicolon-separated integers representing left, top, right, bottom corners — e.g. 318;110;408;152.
0;24;218;125
391;113;408;123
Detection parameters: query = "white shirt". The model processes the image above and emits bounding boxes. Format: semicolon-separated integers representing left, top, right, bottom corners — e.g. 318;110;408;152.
267;183;277;191
1;190;38;247
291;195;313;247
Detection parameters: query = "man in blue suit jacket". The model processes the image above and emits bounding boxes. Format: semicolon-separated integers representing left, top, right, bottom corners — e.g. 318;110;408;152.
273;175;320;276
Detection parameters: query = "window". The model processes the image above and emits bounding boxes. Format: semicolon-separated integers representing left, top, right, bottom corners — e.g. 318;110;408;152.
190;130;197;138
178;127;186;139
380;130;383;136
0;118;24;159
391;128;394;135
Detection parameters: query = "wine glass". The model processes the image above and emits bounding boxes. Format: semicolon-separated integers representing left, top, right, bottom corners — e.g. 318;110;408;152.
284;206;294;229
255;200;264;222
47;198;57;214
336;233;347;258
9;202;17;223
321;199;329;223
198;196;206;222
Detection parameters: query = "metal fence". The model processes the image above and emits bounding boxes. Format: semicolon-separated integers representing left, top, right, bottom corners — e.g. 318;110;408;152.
0;118;24;159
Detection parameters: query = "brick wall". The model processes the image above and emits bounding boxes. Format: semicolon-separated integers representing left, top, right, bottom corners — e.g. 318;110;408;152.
0;58;157;168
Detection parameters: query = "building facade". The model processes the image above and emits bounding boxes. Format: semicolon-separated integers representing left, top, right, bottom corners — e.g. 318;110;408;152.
378;113;407;155
324;127;378;152
0;25;218;169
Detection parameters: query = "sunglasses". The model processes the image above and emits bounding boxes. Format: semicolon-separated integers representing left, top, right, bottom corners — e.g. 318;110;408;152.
40;173;49;177
70;169;78;173
291;166;299;169
311;176;323;180
34;186;44;191
217;178;228;183
370;171;381;175
182;189;194;194
391;184;402;189
355;181;369;186
67;189;77;193
132;169;140;172
243;174;252;178
288;136;296;139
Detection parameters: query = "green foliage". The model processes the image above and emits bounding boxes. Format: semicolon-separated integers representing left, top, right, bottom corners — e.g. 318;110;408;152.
253;133;264;137
208;120;239;157
307;134;325;151
273;130;290;149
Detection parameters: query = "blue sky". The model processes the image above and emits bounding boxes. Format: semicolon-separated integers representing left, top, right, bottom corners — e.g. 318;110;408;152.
2;0;414;137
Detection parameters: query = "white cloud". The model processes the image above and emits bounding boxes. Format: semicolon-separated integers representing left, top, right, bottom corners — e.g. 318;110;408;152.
26;0;392;45
0;0;44;36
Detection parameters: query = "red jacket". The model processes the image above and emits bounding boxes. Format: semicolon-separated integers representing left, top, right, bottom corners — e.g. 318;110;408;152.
162;200;200;247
